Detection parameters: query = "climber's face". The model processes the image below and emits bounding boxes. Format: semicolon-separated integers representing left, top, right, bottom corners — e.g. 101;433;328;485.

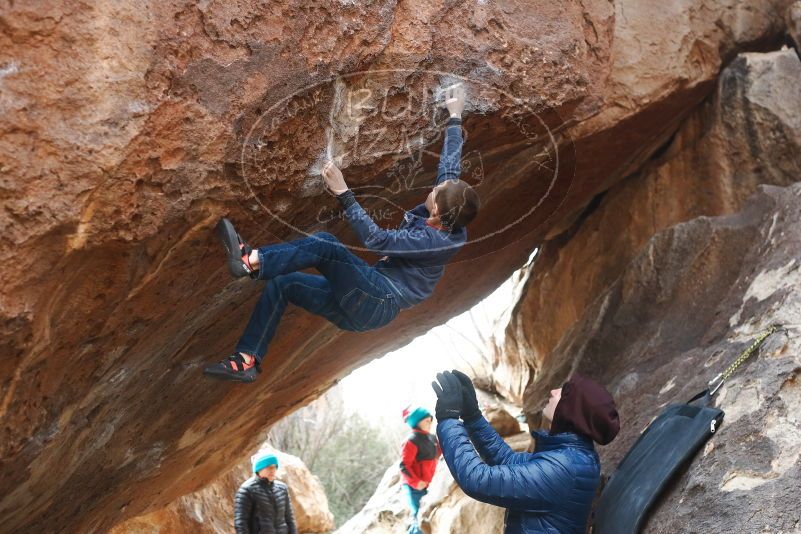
542;388;563;424
417;416;433;433
257;464;278;481
426;183;444;217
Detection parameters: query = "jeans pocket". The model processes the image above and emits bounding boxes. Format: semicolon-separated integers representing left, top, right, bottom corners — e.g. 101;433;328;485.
339;288;384;330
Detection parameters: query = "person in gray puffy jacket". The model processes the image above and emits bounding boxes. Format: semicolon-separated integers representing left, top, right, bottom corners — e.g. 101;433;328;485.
234;452;297;534
432;370;620;533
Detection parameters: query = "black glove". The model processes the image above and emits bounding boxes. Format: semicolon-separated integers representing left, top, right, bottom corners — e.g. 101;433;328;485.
452;369;481;422
431;371;463;421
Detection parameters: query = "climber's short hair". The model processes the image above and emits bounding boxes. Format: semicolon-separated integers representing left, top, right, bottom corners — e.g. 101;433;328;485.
435;179;480;230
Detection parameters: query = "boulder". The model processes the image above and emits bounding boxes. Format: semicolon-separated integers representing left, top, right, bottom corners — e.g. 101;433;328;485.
499;48;801;531
0;1;793;530
483;406;521;437
788;2;801;50
533;183;801;531
499;48;801;416
333;466;410;534
420;470;506;534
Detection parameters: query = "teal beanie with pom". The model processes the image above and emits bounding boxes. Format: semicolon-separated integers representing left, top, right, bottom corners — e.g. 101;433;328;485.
403;406;432;429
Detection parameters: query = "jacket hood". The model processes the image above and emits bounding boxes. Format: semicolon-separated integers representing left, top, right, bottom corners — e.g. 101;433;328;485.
550;373;620;445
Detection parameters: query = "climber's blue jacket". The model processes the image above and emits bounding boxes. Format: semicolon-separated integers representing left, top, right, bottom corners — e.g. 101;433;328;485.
336;116;466;308
437;415;601;534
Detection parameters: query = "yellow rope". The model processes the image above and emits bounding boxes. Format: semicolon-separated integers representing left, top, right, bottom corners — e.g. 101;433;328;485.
709;324;779;395
720;325;779;381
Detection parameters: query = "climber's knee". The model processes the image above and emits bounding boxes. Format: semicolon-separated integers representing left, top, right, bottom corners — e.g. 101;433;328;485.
312;231;337;243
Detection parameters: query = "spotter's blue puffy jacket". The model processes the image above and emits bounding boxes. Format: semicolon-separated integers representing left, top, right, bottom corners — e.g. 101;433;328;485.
437;416;601;534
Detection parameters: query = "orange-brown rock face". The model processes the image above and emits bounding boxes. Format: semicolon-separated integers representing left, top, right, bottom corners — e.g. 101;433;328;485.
501;47;801;411
0;1;792;531
501;46;801;530
524;182;801;532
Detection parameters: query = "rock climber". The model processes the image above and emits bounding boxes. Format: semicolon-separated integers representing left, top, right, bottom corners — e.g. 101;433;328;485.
204;84;480;382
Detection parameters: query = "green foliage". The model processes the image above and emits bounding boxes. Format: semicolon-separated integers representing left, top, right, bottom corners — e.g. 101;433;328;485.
268;388;405;527
312;412;400;525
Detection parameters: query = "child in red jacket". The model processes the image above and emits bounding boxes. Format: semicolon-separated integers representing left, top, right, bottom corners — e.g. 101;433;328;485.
399;406;441;534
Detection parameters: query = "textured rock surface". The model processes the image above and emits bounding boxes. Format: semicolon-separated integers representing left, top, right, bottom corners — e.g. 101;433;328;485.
498;48;801;531
333;463;409;534
534;184;801;531
482;406;521;437
789;2;801;50
500;48;801;411
0;1;793;531
336;431;530;534
110;446;334;534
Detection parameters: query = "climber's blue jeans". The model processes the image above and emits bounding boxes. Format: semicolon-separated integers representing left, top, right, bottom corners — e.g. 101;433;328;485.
235;232;400;364
403;484;427;533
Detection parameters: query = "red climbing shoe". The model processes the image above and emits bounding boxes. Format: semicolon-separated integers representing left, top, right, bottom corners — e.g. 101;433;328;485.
203;353;261;383
216;218;256;279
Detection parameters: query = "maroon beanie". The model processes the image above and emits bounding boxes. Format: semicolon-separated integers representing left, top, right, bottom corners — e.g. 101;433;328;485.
549;373;620;445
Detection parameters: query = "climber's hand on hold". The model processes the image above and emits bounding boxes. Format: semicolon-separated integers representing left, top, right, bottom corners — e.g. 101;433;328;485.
322;160;349;195
432;371;463;421
444;83;465;118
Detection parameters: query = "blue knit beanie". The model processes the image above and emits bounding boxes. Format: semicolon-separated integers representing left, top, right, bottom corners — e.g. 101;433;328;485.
403;406;432;429
252;452;279;473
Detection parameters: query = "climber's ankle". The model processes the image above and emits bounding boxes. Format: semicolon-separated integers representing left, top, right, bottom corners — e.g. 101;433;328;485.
248;250;260;269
